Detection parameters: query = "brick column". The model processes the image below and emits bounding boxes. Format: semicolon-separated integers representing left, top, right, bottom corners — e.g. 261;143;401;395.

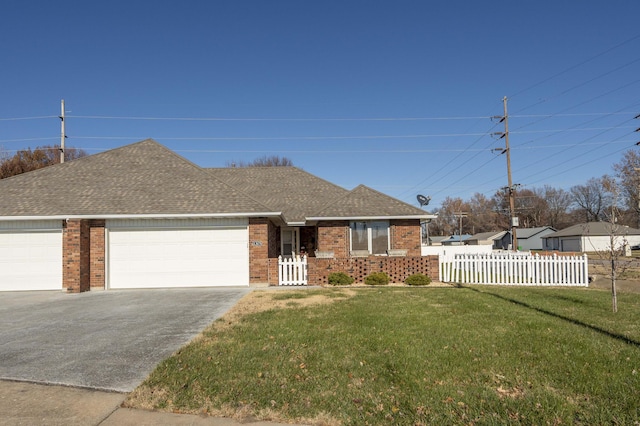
90;220;106;289
63;219;90;293
249;218;270;285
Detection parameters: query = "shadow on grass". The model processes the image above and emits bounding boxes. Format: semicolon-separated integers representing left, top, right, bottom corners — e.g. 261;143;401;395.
462;285;640;349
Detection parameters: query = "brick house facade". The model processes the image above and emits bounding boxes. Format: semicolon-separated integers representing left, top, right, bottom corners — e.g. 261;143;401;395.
0;140;437;292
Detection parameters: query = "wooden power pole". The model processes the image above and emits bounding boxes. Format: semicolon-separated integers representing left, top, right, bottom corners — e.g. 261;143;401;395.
59;99;66;163
501;97;518;250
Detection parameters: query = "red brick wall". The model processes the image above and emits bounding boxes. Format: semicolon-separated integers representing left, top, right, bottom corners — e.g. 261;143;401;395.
390;219;422;256
62;219;90;293
308;255;438;285
249;218;270;285
317;220;349;258
89;220;105;289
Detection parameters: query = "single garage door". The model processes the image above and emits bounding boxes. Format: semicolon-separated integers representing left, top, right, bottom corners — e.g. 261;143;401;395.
561;238;581;252
107;218;249;289
0;221;63;291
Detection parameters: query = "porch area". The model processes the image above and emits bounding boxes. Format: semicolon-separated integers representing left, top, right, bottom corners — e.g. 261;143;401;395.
272;254;439;286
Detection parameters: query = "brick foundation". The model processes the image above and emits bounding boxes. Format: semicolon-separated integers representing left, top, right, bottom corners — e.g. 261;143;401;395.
308;255;438;286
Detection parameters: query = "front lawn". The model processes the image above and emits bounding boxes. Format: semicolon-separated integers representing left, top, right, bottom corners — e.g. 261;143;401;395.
126;287;640;425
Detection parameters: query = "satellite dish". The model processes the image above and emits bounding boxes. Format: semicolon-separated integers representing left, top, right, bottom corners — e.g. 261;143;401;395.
417;194;431;207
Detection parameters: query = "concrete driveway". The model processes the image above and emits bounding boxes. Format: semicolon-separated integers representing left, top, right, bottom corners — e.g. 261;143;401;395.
0;287;249;392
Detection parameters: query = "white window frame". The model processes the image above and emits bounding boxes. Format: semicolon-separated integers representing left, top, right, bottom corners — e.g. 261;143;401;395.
349;220;390;255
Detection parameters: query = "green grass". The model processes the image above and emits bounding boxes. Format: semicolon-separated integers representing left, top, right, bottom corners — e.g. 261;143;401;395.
129;287;640;425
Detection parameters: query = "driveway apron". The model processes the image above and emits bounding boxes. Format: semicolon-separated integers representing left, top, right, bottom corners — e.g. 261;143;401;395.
0;288;249;392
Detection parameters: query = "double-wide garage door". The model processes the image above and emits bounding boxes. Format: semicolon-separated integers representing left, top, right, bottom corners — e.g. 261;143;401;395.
107;219;249;289
0;221;63;291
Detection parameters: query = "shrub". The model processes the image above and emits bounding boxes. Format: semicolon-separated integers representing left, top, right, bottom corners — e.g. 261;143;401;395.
364;272;390;285
405;273;432;286
328;272;355;286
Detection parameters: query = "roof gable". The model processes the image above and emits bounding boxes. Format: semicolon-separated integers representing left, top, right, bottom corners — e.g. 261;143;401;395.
310;184;431;220
208;166;348;223
0;139;274;217
469;231;508;241
516;226;556;239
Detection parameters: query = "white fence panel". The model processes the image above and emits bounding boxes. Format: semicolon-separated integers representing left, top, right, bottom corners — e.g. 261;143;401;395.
440;252;588;286
278;255;308;286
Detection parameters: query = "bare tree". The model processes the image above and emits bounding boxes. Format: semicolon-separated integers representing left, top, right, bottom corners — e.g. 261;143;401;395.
540;185;572;229
431;197;471;236
467;193;501;233
226;155;294;168
591;177;630;313
613;149;640;228
513;188;548;228
570;176;611;222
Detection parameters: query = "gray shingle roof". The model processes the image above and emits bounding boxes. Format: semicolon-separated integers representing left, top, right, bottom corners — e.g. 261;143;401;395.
468;231;508;241
208;167;349;223
310;185;431;219
544;222;640;238
0;139;275;217
1;139;436;223
516;226;556;239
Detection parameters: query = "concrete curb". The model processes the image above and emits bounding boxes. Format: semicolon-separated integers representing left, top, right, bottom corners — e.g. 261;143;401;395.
0;381;299;426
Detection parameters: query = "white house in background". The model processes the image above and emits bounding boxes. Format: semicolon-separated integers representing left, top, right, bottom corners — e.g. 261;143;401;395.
515;226;557;251
467;231;510;250
542;222;640;252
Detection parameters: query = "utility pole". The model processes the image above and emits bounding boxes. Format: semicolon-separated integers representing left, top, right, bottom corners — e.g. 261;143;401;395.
59;99;66;163
494;97;518;250
454;211;468;245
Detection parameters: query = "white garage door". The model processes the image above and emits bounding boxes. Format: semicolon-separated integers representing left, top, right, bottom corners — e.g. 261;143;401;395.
107;219;249;289
0;221;63;291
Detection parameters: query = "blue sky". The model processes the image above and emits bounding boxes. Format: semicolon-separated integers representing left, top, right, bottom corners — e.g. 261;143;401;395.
2;1;639;212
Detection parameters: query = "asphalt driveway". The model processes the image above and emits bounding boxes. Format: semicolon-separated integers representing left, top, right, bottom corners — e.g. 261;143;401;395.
0;287;249;392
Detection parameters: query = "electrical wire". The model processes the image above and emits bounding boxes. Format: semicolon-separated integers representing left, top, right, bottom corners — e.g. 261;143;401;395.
508;32;640;100
0;116;57;121
65;115;492;122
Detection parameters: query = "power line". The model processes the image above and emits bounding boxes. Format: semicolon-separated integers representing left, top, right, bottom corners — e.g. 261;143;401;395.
65;114;492;122
0;116;57;121
508;32;640;100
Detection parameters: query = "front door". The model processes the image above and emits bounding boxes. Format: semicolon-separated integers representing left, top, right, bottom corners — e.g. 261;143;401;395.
281;228;299;257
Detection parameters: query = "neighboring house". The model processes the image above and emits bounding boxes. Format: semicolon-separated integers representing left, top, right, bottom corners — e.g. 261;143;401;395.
441;234;472;246
515;226;556;251
426;235;448;246
0;139;437;292
467;231;510;250
542;222;640;252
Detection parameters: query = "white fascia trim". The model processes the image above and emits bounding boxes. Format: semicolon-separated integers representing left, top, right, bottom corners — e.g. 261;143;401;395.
0;212;282;221
307;215;437;221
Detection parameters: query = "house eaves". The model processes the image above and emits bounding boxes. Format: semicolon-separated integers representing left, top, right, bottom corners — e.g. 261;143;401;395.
306;214;434;221
0;212;281;221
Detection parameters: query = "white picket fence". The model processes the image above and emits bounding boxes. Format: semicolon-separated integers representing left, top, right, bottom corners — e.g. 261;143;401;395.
278;255;308;286
440;252;589;286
